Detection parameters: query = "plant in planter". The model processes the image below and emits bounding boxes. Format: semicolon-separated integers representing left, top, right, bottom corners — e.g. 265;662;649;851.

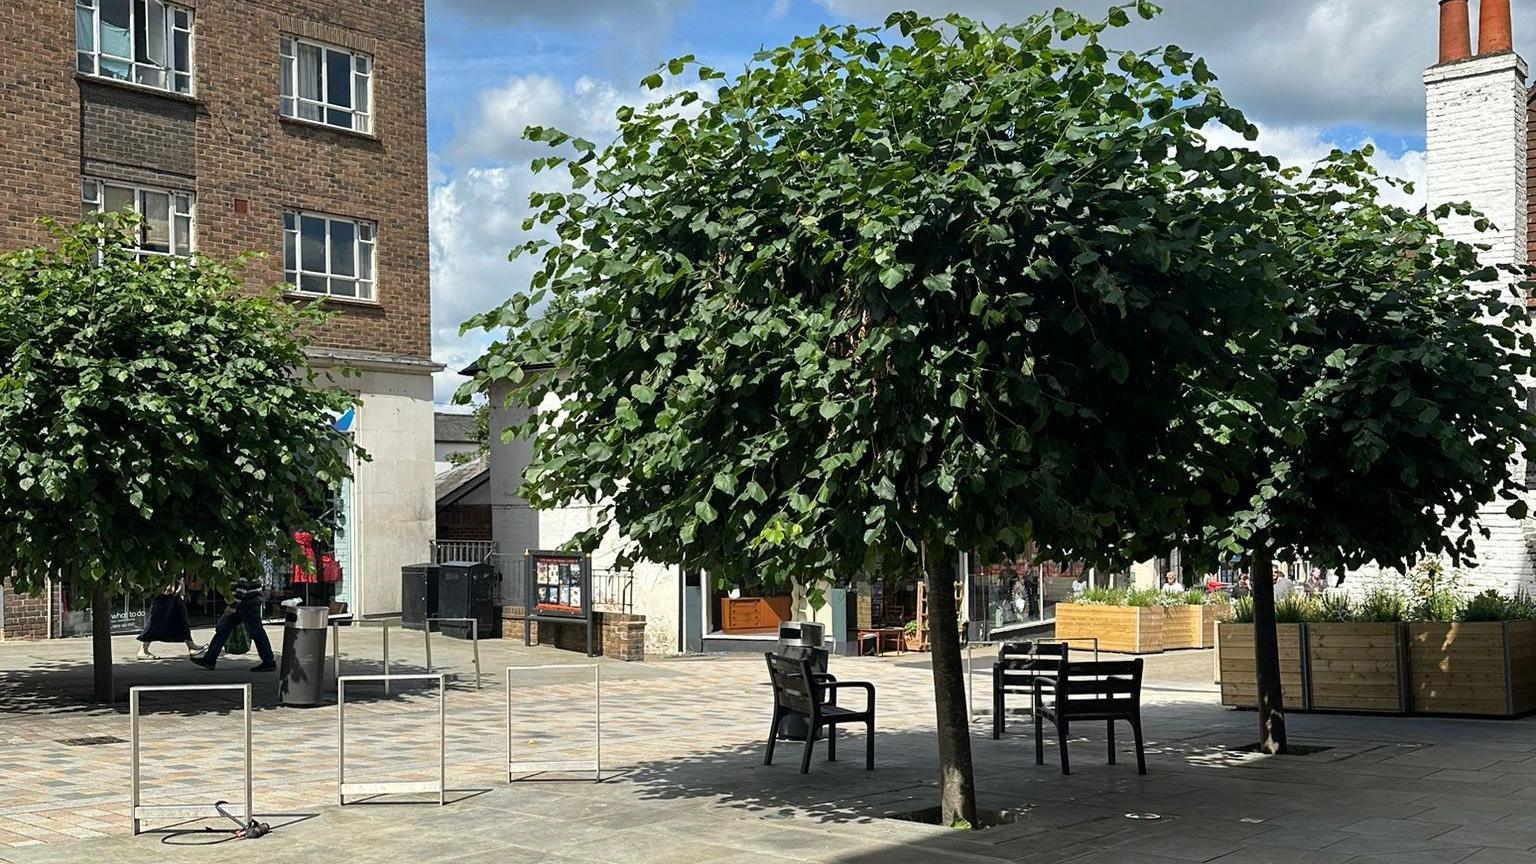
1056;585;1166;654
902;620;920;652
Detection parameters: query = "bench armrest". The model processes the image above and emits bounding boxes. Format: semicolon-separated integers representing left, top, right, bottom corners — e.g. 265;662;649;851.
823;680;875;713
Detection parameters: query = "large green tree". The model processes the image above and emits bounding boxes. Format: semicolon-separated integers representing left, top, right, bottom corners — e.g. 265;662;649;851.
467;5;1300;822
0;215;361;701
1186;153;1536;753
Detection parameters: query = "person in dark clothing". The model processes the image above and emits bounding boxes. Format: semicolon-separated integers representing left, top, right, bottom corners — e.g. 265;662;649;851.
136;580;203;660
191;577;275;672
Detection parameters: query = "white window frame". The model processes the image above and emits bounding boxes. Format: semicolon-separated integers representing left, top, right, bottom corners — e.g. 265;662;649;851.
284;210;377;301
280;36;373;134
76;0;194;95
82;177;196;258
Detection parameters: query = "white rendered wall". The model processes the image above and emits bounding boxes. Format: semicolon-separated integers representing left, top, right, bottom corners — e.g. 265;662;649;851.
350;369;438;617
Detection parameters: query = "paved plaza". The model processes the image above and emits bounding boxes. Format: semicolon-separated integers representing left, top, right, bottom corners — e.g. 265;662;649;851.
4;630;1536;863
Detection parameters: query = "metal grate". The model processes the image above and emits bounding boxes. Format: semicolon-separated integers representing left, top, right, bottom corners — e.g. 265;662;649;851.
58;735;127;746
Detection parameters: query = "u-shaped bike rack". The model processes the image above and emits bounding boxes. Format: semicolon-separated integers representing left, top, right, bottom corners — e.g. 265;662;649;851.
337;673;446;805
129;684;252;835
506;664;601;781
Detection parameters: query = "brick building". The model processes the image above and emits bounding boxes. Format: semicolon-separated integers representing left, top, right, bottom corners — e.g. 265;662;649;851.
0;0;436;638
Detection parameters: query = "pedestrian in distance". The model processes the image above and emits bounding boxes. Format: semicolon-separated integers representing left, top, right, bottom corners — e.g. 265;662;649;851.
135;579;203;660
191;576;276;672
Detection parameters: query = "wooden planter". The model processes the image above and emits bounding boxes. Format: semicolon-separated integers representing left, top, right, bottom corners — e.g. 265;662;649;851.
1218;623;1306;710
1202;603;1232;647
1055;604;1164;654
1408;621;1536;717
1305;622;1407;714
1161;605;1204;650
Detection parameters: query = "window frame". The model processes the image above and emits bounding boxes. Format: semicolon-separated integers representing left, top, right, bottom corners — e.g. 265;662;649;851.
81;177;196;258
76;0;194;95
279;35;373;134
283;209;377;301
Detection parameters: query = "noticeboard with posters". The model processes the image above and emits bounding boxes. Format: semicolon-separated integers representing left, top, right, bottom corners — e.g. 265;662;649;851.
525;551;591;620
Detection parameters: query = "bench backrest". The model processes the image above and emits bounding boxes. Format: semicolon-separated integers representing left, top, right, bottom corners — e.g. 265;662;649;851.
1052;658;1143;717
995;640;1068;690
765;652;819;717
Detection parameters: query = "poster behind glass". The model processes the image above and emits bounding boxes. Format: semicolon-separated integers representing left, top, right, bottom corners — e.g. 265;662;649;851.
527;551;590;619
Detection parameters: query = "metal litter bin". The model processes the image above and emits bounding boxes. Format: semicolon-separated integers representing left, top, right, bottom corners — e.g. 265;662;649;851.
280;606;330;707
777;622;828;741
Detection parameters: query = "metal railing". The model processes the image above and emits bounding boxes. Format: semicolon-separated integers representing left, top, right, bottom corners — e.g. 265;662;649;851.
591;569;633;614
491;552;528;611
337;674;446;806
429;539;497;564
130;684;252;835
424;617;482;690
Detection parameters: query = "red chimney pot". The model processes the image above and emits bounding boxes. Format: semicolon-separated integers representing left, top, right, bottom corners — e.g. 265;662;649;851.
1479;0;1513;55
1441;0;1473;63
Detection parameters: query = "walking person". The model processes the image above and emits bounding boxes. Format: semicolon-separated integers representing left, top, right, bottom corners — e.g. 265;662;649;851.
191;576;276;672
135;580;203;660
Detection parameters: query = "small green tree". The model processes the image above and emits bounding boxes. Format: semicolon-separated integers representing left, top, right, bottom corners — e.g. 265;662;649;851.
1188;152;1536;753
467;5;1298;822
0;215;362;701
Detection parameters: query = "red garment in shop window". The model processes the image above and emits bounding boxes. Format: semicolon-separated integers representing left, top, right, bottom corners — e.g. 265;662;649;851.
320;552;342;584
291;531;318;584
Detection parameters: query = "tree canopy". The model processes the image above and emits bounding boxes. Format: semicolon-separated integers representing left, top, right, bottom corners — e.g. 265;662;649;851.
0;215;361;698
467;3;1298;588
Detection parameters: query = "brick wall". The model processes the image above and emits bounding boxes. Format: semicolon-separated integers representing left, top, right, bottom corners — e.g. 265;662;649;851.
500;607;648;661
0;0;430;361
0;577;62;640
0;1;84;246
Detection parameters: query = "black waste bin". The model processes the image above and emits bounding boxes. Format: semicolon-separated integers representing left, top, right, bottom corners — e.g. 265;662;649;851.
279;605;330;707
401;563;441;630
776;622;828;741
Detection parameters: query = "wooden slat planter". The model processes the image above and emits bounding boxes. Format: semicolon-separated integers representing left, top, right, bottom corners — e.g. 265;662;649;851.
1055;604;1164;654
1161;606;1203;650
1408;621;1536;717
1306;623;1407;714
1202;603;1232;648
1218;623;1306;710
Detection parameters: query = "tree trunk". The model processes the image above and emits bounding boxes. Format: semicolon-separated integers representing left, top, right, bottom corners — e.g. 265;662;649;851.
91;582;115;703
925;549;978;827
1249;552;1287;754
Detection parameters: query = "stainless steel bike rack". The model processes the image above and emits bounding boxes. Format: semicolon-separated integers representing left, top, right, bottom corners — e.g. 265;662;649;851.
129;684;252;835
337;673;446;805
506;664;600;781
423;616;481;690
351;616;404;694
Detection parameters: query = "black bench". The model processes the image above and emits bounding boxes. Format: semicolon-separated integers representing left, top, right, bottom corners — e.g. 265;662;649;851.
1034;657;1146;775
992;640;1069;739
763;652;875;773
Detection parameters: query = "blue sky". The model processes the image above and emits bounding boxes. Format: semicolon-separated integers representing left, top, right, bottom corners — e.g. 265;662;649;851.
422;0;1536;406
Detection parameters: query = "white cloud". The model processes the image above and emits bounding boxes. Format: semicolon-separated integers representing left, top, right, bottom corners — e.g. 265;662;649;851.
430;164;566;405
814;0;1536;137
1203;123;1427;210
768;0;792;19
449;75;630;165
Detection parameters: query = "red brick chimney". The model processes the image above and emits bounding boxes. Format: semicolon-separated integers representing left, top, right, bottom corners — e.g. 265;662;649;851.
1479;0;1513;55
1441;0;1472;63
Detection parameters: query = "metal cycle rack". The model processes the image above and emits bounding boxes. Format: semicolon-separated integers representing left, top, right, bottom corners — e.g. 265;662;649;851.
350;616;404;694
423;616;482;690
130;684;252;835
506;664;600;781
337;673;446;806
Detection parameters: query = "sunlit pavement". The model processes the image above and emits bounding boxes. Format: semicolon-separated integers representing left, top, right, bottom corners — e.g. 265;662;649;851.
3;631;1535;863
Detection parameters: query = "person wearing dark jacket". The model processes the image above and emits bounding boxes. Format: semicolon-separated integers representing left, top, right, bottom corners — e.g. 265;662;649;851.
191;577;275;672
